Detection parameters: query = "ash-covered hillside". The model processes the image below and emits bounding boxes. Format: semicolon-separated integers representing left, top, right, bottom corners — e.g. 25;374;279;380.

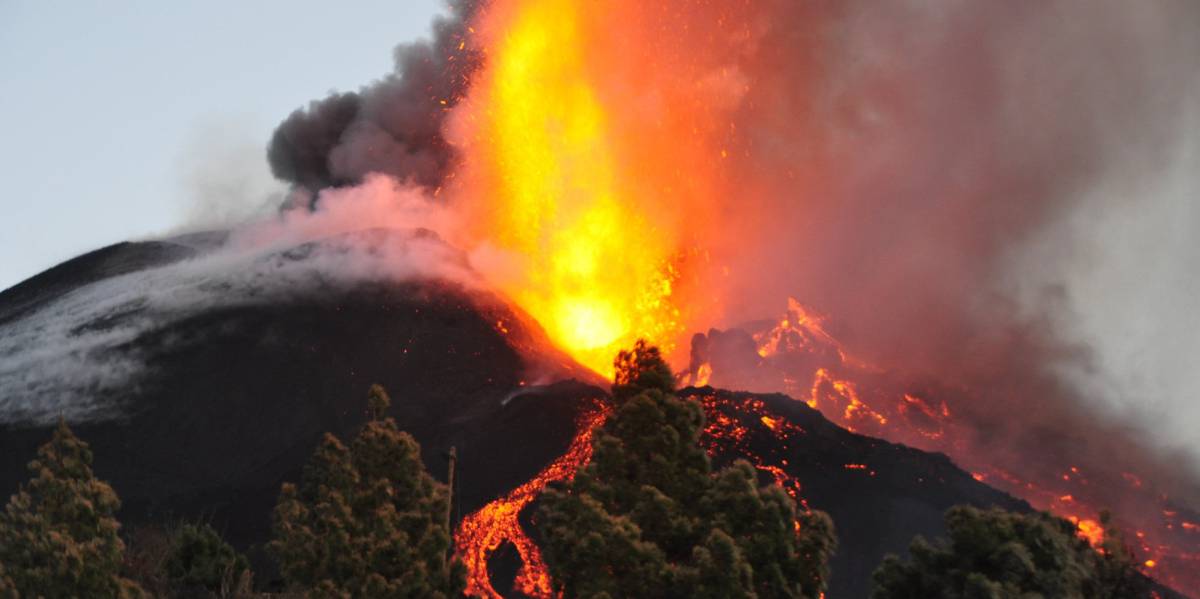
0;236;1179;598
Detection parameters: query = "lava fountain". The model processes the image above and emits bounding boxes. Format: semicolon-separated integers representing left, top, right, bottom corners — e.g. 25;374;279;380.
445;0;747;376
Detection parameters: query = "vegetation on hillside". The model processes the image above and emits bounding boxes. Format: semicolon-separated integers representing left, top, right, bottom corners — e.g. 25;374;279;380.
0;420;145;598
872;505;1150;599
535;341;838;598
270;384;466;598
164;523;252;596
0;355;1160;599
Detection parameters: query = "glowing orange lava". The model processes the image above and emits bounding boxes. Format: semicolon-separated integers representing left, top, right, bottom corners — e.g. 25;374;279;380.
454;405;609;598
1070;516;1105;547
452;391;819;597
434;0;1199;589
730;298;1200;591
449;0;739;376
695;391;810;511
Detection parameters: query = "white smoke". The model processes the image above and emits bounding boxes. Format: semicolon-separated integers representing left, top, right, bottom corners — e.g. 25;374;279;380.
1008;103;1200;465
174;115;289;230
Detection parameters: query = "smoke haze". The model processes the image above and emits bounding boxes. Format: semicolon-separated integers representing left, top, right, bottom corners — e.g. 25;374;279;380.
175;116;289;229
694;0;1200;477
255;0;1200;477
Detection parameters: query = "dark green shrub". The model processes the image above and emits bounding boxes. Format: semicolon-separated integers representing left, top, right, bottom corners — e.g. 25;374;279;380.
872;506;1150;599
164;523;251;595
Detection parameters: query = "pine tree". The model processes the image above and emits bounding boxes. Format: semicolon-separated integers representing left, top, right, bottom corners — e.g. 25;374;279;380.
611;340;676;402
537;342;837;598
871;505;1151;598
271;385;466;598
0;420;145;598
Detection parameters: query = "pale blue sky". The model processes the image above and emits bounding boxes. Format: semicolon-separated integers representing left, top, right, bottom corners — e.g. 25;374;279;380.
0;0;443;290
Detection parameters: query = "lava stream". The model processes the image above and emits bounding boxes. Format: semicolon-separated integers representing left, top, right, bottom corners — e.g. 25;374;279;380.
454;391;817;597
454;404;609;599
695;391;812;512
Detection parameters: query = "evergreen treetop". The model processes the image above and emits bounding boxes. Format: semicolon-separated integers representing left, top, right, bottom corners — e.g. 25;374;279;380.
0;419;145;599
271;385;466;598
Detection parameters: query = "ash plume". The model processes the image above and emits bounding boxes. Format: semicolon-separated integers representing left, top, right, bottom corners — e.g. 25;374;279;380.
260;0;1200;487
266;0;482;197
700;0;1200;483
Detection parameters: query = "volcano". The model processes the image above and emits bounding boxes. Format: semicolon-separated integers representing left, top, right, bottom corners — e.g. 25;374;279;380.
0;235;1187;598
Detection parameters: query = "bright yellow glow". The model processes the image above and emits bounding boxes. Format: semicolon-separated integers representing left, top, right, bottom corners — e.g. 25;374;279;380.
466;0;681;376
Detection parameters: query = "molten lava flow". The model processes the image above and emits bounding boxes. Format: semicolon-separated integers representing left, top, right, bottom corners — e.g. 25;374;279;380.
809;368;888;434
694;391;810;511
454;404;609;598
703;298;1200;591
896;393;951;441
454;391;817;598
755;299;841;360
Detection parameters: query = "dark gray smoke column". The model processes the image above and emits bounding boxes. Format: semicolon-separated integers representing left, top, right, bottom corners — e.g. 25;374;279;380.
267;0;483;197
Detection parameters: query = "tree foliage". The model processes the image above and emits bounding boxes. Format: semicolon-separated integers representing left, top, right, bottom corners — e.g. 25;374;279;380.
611;340;676;402
271;384;465;598
0;563;15;599
163;523;251;595
871;505;1151;599
536;342;837;598
0;420;145;598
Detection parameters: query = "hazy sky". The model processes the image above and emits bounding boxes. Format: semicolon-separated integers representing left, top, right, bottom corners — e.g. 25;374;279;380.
0;0;443;290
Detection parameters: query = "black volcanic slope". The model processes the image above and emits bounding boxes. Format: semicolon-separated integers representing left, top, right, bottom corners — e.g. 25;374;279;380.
0;240;198;328
682;387;1029;596
0;239;1142;598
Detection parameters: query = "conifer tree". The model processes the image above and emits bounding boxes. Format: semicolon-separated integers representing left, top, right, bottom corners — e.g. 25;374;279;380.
271;385;465;598
0;420;145;598
871;505;1151;598
537;342;837;598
